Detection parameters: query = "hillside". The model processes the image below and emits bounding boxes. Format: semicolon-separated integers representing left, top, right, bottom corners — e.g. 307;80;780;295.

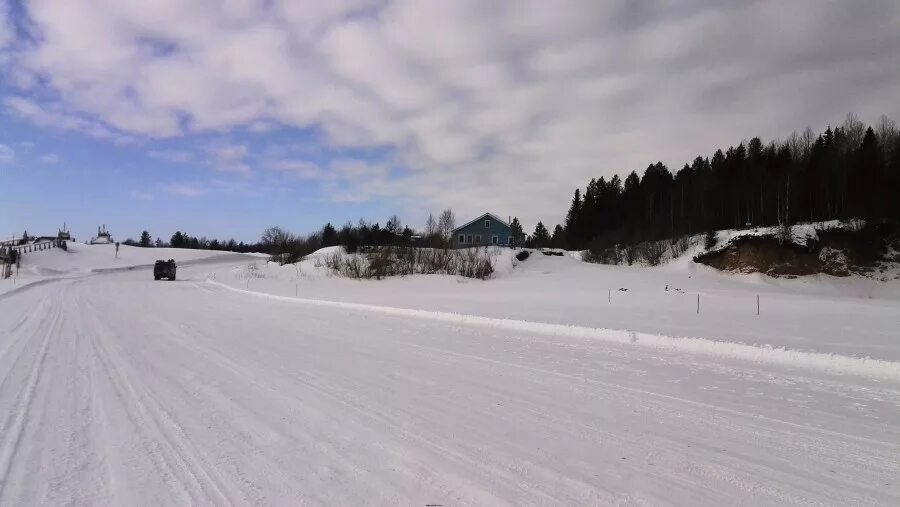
695;221;900;279
210;242;900;362
0;242;263;296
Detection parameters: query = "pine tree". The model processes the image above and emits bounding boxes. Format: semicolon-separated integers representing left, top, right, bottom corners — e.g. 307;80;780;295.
552;113;897;250
550;224;566;248
401;226;413;245
170;231;185;248
531;222;550;248
509;217;524;247
139;230;152;247
564;189;582;248
321;223;338;247
385;215;401;235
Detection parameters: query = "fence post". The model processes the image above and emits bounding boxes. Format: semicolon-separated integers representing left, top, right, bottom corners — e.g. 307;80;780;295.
757;295;760;315
608;288;610;303
697;293;700;314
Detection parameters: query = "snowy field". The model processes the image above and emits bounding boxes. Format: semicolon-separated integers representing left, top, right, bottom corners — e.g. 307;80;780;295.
0;245;898;505
212;244;900;362
0;242;264;296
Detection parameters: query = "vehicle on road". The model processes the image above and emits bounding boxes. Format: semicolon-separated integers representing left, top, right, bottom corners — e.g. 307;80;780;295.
153;259;177;280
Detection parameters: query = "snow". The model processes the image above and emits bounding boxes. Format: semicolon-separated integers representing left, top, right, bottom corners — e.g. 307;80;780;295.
209;280;900;382
0;242;264;296
1;245;899;504
212;246;900;361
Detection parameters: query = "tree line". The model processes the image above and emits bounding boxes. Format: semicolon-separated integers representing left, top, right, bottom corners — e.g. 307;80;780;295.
556;113;900;251
122;230;264;253
122;208;464;262
261;209;460;263
124;113;899;257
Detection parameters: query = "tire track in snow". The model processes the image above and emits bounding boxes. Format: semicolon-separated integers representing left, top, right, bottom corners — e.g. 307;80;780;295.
209;280;900;383
0;298;50;391
82;296;235;507
174;287;877;505
401;339;896;505
0;293;60;502
153;314;529;505
405;341;900;451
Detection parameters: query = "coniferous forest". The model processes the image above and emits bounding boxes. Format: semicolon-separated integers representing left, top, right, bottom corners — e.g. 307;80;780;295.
559;114;900;251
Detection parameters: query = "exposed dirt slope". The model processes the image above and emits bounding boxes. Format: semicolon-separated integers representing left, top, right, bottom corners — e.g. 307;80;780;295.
695;222;899;278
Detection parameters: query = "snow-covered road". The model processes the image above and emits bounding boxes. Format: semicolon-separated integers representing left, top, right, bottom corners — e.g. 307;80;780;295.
1;263;898;505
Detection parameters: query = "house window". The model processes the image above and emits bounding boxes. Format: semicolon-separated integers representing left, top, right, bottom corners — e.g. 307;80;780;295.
467;234;473;243
484;219;491;228
491;235;498;244
475;235;482;243
458;234;465;244
507;236;513;245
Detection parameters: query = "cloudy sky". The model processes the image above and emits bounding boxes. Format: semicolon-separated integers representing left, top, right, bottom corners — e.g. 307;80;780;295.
1;0;899;242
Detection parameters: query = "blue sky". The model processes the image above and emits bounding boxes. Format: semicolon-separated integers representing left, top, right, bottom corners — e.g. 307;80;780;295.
2;1;899;243
1;102;398;242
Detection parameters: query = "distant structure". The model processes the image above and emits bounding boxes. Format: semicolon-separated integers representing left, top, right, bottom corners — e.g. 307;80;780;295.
91;224;113;245
57;222;71;241
451;212;512;248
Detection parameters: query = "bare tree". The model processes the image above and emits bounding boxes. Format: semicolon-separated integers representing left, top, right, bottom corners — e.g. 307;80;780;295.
786;130;804;161
385;215;402;234
424;213;437;236
877;114;899;161
260;226;294;251
842;112;866;152
801;126;815;158
438;208;456;238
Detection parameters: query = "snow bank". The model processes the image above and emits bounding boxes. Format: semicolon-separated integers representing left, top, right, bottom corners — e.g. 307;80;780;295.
208;280;900;383
708;219;864;255
0;242;262;295
20;242;254;275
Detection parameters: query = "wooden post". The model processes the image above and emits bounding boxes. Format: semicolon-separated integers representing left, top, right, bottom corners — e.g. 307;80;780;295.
608;288;610;303
697;293;700;314
757;295;760;315
295;283;298;297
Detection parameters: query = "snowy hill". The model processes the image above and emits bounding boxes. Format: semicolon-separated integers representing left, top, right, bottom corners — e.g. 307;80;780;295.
1;242;262;295
212;242;900;362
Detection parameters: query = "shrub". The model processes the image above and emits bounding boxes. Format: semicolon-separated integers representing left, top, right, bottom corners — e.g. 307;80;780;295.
515;250;531;261
640;240;667;266
704;230;718;250
324;246;496;280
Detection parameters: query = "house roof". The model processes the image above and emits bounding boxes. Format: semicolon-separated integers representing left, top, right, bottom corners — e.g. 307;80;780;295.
452;212;510;232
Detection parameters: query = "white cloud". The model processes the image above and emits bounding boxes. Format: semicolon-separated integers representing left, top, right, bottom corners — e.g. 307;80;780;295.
3;96;134;144
3;1;900;225
208;144;250;175
247;120;278;133
267;159;323;179
148;149;193;164
161;182;207;197
0;0;11;50
0;143;13;162
39;153;59;164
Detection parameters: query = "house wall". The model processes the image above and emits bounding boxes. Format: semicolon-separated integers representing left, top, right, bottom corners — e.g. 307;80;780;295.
452;215;512;248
